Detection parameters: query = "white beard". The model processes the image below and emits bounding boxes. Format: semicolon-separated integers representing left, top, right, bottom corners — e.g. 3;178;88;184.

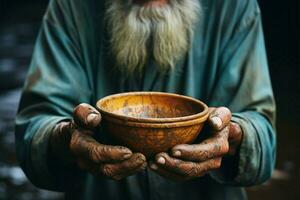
105;0;201;74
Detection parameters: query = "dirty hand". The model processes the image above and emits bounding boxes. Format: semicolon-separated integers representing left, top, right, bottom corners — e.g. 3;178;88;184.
150;107;243;181
49;103;147;180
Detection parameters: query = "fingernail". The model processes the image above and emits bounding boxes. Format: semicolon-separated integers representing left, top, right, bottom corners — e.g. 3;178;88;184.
87;114;98;124
211;116;222;128
150;164;158;170
122;153;132;160
157;157;166;165
172;150;181;157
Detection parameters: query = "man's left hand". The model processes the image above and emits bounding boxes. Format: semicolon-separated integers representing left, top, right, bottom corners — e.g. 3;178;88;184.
150;107;243;181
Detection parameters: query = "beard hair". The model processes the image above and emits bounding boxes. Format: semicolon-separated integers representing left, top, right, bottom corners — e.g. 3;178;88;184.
105;0;201;74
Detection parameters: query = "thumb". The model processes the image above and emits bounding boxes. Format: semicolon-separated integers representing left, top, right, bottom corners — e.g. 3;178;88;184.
73;103;102;130
208;107;231;131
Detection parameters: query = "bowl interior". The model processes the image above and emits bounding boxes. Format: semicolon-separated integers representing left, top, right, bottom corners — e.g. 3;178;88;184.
97;92;206;121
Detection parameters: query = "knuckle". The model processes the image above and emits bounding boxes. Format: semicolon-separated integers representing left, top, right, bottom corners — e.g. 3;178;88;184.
221;142;229;154
89;146;101;162
135;154;146;163
102;166;115;178
128;160;143;170
136;153;146;159
185;164;200;177
198;150;210;160
100;145;111;157
73;103;88;116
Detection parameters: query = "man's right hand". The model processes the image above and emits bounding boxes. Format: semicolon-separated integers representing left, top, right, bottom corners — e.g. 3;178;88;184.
50;103;147;180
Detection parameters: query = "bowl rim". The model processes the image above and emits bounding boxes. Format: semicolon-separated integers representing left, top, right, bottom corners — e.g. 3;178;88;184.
102;113;208;128
96;92;209;123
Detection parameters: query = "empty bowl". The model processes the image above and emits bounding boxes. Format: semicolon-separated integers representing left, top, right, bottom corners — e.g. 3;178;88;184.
96;92;209;158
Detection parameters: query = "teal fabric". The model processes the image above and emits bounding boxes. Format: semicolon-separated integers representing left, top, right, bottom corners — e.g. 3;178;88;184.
15;0;276;199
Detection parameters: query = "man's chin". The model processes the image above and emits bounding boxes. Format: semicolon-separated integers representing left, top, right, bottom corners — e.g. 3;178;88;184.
133;0;169;7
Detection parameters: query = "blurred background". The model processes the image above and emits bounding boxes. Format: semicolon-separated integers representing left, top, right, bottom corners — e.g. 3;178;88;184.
0;0;299;199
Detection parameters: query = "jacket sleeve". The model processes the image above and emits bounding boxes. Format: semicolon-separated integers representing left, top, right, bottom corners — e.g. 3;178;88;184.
208;0;276;186
15;0;91;191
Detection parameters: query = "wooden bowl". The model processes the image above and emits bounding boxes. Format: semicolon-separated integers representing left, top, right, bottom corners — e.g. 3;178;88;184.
96;92;209;158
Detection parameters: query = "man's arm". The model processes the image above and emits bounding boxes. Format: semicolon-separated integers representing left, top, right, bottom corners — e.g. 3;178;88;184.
206;0;276;185
15;0;147;191
15;0;91;191
150;0;276;186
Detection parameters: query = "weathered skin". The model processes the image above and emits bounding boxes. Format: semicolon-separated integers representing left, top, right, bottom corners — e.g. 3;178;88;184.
51;104;242;181
50;103;147;180
150;107;243;181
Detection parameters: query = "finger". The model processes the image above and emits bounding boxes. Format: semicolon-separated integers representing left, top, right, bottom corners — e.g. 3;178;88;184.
228;122;243;156
56;121;72;134
208;107;231;131
101;153;147;180
50;121;74;163
52;121;73;145
155;153;221;178
70;130;132;163
77;154;147;180
155;153;198;176
73;103;102;130
149;162;186;181
171;127;230;162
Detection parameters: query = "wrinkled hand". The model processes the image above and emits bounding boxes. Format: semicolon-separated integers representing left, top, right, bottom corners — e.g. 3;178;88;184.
150;107;243;181
50;103;147;180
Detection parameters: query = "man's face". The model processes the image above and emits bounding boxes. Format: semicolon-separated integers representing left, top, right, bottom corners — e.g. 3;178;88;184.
106;0;201;74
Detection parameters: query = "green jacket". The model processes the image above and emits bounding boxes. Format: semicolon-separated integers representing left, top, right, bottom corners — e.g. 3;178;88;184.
15;0;276;199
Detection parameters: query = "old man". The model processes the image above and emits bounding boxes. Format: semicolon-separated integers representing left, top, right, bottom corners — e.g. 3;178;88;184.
15;0;276;199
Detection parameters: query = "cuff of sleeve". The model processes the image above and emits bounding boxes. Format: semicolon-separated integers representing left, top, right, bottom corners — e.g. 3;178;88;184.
210;112;261;185
30;116;70;190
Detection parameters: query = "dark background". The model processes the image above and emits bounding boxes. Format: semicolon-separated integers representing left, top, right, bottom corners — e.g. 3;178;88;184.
0;0;299;199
